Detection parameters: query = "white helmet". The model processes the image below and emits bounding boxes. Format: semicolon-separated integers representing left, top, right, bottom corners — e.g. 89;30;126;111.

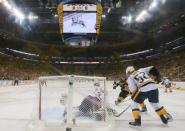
126;66;135;75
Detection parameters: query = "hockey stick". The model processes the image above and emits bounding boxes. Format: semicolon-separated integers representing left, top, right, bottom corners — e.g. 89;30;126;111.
115;95;131;106
113;105;131;117
123;98;131;102
120;97;131;104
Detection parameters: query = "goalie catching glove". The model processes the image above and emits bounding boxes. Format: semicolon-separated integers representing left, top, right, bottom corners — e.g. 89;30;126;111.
113;81;120;89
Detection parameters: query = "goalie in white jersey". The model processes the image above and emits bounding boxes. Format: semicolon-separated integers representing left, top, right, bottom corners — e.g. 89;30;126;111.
126;66;173;127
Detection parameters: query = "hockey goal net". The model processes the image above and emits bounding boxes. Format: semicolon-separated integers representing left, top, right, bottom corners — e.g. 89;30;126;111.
36;75;114;130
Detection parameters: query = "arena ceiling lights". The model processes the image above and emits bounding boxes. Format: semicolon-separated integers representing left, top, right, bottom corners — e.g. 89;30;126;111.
1;0;25;20
135;0;166;23
0;0;38;23
149;0;158;11
121;14;132;25
28;13;39;20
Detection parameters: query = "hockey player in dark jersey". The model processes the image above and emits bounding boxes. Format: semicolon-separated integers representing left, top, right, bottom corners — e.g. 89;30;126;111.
113;78;130;105
113;78;147;112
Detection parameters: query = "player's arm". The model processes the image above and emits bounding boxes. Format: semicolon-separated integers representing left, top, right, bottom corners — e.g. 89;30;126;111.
127;77;138;99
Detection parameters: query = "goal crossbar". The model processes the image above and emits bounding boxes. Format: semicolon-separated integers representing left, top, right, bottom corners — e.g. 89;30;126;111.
39;75;106;81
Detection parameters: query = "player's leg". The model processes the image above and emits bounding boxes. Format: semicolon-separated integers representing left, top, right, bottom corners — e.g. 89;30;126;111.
115;90;129;105
165;86;168;93
169;84;173;92
153;104;173;122
139;102;147;113
115;92;124;105
161;107;173;121
130;101;141;127
129;91;146;127
148;89;172;124
167;85;170;93
169;88;172;92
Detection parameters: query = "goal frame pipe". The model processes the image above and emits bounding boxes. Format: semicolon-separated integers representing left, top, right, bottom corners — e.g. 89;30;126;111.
67;76;74;126
39;75;106;81
103;79;106;122
39;81;42;120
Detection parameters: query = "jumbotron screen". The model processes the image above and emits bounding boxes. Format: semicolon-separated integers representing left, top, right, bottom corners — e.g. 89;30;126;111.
63;13;96;33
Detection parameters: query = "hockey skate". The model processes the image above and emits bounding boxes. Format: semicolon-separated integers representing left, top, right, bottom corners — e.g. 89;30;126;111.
140;106;147;113
166;113;173;122
160;115;168;125
129;117;141;129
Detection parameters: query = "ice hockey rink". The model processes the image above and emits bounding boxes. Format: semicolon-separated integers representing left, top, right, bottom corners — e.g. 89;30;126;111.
0;82;185;131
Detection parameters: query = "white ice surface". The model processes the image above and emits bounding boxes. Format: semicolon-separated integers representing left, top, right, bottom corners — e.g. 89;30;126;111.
0;83;185;131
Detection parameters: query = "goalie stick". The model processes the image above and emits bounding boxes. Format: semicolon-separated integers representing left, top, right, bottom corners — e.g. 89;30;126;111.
113;105;131;117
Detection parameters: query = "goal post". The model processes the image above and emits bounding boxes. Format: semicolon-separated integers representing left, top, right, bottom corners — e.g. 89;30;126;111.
37;75;114;130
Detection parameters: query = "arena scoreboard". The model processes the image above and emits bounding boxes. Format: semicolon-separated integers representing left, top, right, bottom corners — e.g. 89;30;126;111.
57;3;103;35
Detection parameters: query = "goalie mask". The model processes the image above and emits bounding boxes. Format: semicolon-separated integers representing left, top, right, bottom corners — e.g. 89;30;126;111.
94;88;104;100
94;79;100;87
93;79;104;99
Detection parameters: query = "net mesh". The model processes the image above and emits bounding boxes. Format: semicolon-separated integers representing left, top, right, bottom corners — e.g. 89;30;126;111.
38;75;113;126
